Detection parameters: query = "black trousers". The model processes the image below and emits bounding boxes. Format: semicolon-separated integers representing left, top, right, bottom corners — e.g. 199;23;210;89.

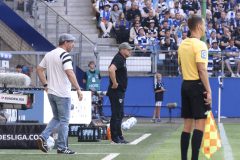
108;90;125;141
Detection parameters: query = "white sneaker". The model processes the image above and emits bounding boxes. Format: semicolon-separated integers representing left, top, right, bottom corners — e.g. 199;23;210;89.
236;73;240;77
102;33;107;38
106;33;110;38
231;73;236;77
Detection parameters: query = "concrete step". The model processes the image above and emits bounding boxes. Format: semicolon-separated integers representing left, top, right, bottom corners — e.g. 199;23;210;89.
40;23;97;29
97;38;116;44
37;8;92;16
38;15;96;24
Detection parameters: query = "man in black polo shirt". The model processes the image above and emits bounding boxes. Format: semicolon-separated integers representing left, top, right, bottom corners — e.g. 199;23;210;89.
107;42;132;144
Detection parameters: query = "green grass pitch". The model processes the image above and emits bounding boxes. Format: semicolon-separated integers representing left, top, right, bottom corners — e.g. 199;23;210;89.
0;119;239;160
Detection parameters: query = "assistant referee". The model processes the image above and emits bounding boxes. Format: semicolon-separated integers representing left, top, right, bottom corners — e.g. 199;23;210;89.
107;42;133;144
178;15;212;160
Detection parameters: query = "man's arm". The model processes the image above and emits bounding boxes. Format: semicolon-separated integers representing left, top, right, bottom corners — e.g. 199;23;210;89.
65;69;83;101
36;66;47;91
108;64;118;89
197;63;212;105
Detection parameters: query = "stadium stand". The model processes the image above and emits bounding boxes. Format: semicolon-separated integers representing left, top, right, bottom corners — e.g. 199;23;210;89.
1;0;240;76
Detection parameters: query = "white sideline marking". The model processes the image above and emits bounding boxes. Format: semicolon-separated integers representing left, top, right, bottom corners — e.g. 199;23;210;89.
101;153;120;160
219;123;234;160
0;152;111;155
130;133;151;145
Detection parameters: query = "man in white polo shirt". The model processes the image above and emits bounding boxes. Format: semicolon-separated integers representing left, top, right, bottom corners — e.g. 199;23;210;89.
36;33;83;154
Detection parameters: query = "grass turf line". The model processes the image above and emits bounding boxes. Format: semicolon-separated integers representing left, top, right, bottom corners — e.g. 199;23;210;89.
147;124;224;160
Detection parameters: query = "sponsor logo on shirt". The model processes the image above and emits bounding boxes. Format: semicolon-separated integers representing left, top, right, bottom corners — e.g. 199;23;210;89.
201;50;207;59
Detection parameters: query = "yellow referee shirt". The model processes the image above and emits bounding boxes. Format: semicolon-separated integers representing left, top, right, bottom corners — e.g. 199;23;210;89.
178;38;208;80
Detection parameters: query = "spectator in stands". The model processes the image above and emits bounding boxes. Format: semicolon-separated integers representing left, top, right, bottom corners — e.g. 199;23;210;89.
213;3;225;20
134;27;151;56
27;0;34;18
17;0;24;11
224;39;240;77
126;2;142;22
219;27;231;50
125;0;135;11
207;31;219;48
170;0;185;18
100;3;113;38
16;64;23;73
179;20;189;33
205;9;213;24
146;20;159;52
206;21;216;40
172;12;182;28
114;12;130;43
142;9;159;30
177;31;188;46
162;37;178;76
215;22;224;35
152;73;165;123
111;4;122;23
209;40;222;76
225;0;236;12
159;11;173;28
161;30;176;47
134;14;141;23
22;65;31;77
182;0;199;15
91;0;97;20
158;20;171;45
95;0;109;22
156;0;169;18
216;11;229;27
109;0;123;10
209;40;221;52
234;27;240;48
141;0;155;19
129;20;141;44
230;11;240;31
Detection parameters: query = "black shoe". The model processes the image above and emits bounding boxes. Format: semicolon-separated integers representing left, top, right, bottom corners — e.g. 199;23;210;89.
119;136;129;144
111;137;122;144
57;148;76;154
37;135;48;153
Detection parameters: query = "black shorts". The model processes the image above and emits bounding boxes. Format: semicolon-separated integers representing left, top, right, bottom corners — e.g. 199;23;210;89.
181;80;209;119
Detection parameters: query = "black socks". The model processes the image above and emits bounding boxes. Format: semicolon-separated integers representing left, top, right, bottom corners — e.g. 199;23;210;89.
191;129;203;160
181;132;191;160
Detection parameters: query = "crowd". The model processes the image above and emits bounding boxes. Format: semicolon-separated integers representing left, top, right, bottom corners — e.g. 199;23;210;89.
92;0;240;77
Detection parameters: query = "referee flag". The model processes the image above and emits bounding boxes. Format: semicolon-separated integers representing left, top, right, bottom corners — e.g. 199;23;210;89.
201;111;221;159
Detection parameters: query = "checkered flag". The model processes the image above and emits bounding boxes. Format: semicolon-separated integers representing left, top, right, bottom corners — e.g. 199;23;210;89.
201;111;221;159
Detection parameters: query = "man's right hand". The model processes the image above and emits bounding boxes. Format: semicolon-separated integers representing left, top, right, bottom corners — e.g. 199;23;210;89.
204;91;212;106
112;82;118;89
77;90;83;101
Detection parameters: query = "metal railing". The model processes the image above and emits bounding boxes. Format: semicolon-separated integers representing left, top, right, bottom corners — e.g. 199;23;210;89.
94;42;240;77
0;51;79;87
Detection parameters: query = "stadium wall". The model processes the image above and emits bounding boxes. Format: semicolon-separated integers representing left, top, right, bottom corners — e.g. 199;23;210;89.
101;77;240;118
18;77;240;123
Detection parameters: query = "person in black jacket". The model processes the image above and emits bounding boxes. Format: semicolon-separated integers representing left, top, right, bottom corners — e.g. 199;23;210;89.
152;73;165;123
107;42;133;144
126;2;141;22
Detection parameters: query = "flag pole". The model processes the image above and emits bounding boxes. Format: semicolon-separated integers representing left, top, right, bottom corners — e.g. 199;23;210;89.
217;76;223;123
